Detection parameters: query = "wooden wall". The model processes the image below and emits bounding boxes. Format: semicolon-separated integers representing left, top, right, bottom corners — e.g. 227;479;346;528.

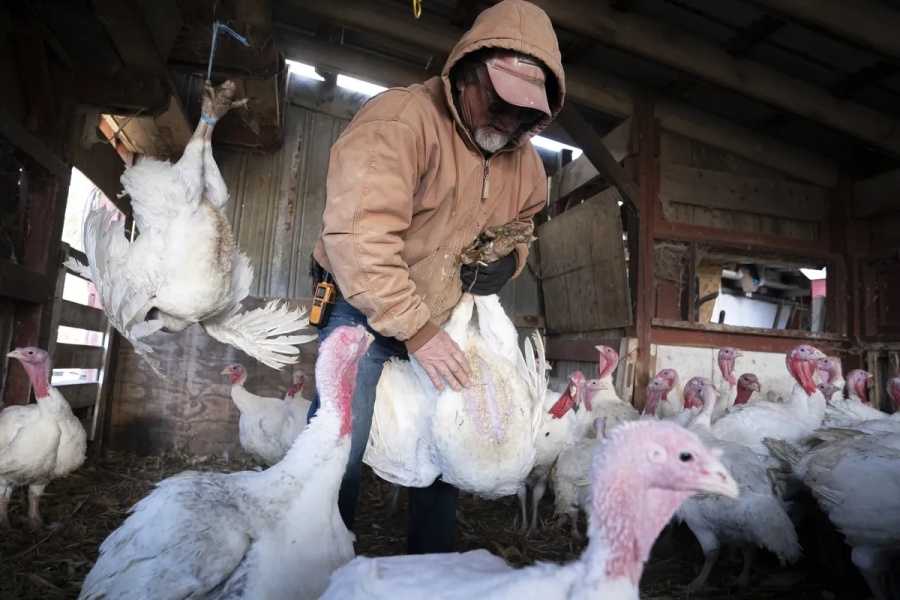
659;131;826;243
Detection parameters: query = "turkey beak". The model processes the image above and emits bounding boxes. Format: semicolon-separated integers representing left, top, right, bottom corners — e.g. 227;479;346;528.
696;459;740;500
6;349;22;360
221;367;231;375
751;380;761;392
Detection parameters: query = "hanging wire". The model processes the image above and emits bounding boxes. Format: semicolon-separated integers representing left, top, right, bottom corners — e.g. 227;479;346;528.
412;0;422;18
207;21;251;81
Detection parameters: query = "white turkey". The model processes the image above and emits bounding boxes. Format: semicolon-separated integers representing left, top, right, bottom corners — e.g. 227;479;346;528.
321;420;739;600
65;80;316;377
0;347;87;529
581;376;639;434
280;368;312;450
222;362;293;466
364;292;547;498
764;429;900;600
712;347;742;419
823;369;891;428
710;344;827;464
653;367;685;420
78;325;372;600
675;376;800;592
517;371;584;536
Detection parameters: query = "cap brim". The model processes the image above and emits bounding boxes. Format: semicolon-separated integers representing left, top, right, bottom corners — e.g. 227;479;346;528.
485;64;552;117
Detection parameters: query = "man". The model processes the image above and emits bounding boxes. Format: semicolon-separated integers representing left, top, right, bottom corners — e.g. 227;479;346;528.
307;0;565;554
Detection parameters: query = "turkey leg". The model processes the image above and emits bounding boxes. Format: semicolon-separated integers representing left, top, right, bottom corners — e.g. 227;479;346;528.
527;475;547;538
737;545;755;588
0;484;11;529
26;483;46;529
685;546;720;593
516;485;529;533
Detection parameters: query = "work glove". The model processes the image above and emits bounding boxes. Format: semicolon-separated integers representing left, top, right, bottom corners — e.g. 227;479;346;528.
459;252;517;296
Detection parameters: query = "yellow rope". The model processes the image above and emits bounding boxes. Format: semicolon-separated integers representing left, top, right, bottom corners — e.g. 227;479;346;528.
412;0;422;18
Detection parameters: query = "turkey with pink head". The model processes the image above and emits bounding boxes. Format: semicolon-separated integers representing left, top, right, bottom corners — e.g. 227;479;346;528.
0;347;87;529
323;419;739;600
79;325;372;600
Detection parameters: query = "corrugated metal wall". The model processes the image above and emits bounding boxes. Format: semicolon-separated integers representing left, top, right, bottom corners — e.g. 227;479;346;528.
215;105;348;299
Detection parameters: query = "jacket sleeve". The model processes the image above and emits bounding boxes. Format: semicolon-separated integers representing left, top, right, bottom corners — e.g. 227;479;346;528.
510;160;548;278
320;110;436;348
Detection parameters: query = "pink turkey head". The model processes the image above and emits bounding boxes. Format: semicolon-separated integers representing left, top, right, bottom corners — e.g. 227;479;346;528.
734;373;760;406
654;368;679;401
786;344;826;396
817;382;839;402
846;369;872;405
595;345;620;379
816;356;843;384
6;347;51;398
686;376;717;412
642;376;672;417
550;371;586;418
888;375;900;411
681;376;704;410
221;363;248;386
315;325;373;437
590;420;738;585
286;369;306;399
717;347;741;387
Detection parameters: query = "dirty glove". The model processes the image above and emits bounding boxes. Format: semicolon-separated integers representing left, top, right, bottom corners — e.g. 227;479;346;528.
460;252;517;296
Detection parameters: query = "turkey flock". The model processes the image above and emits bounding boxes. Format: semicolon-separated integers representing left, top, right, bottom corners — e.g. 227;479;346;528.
1;78;898;600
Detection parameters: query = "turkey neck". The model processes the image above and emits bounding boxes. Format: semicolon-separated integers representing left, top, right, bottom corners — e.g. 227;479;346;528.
733;384;754;406
570;454;690;597
692;388;717;429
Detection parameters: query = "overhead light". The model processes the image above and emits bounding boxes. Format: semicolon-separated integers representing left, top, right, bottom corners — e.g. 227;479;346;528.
800;267;827;281
286;59;324;81
530;135;583;159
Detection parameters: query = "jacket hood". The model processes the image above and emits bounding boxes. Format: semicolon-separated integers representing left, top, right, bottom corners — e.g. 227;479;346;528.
441;0;565;147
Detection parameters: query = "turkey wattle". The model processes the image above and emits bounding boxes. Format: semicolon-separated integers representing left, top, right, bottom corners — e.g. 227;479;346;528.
66;80;316;377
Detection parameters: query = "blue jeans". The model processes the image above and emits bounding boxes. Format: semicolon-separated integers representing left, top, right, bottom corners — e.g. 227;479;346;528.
307;294;459;554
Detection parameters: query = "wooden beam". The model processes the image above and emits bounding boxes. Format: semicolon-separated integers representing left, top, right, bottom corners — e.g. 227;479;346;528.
58;299;109;333
631;92;658;411
279;0;839;187
518;0;900;157
651;320;845;354
654;222;832;258
73;71;171;117
276;26;437;87
852;168;900;218
749;0;900;64
0;262;55;304
555;104;641;210
556;117;632;200
0;108;70;180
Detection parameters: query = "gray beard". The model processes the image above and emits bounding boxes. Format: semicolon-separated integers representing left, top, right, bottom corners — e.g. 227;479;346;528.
474;127;510;153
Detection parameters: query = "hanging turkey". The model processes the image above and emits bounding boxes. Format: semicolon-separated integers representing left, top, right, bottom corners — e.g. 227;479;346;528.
66;80;316;377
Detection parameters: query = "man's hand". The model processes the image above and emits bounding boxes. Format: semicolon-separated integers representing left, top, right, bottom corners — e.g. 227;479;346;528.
411;329;472;391
459;252;517;296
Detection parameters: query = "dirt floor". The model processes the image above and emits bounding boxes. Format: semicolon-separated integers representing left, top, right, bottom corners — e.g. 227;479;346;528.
0;450;875;600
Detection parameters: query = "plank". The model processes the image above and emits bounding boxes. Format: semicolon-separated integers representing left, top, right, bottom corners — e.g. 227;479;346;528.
53;343;105;369
56;382;101;409
58;300;108;332
538;188;632;334
660;163;827;221
0;261;55;303
555;117;632;200
555;104;640;210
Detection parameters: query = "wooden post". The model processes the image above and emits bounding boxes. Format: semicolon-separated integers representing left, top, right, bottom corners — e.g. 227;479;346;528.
630;90;658;411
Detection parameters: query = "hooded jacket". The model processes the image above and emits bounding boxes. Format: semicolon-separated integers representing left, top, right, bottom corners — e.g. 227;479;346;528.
312;0;565;351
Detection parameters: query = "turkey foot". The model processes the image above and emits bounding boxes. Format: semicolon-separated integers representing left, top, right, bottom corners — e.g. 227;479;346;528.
195;80;249;142
459;222;536;266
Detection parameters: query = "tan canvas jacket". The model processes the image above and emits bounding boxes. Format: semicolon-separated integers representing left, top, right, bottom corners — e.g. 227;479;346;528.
312;0;566;351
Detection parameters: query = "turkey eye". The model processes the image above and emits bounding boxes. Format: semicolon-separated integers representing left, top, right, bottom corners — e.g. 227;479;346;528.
679;452;693;462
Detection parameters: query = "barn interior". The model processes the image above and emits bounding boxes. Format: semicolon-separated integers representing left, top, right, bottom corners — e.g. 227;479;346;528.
1;0;899;598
